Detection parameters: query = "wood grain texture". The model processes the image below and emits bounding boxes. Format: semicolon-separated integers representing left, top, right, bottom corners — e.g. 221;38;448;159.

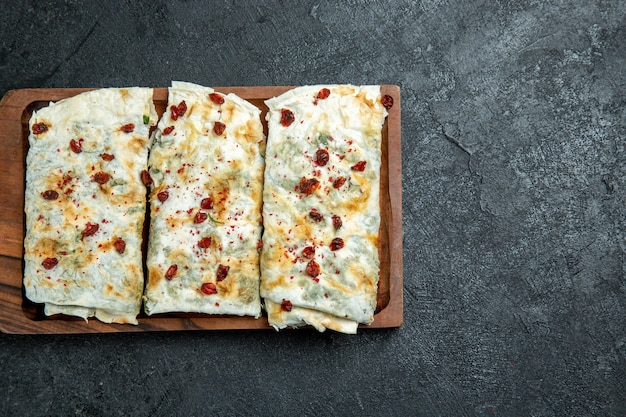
0;85;402;334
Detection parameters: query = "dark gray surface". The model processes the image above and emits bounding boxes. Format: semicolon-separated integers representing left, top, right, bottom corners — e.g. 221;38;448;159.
1;1;624;416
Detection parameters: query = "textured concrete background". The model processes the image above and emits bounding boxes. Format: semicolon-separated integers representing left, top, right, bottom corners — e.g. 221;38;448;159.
1;1;624;416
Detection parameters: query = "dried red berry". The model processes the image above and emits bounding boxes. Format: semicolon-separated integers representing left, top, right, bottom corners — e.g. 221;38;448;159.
306;260;320;277
209;93;225;105
351;161;367;171
170;101;187;120
41;190;59;200
315;149;329;166
140;170;153;187
299;177;320;195
194;211;208;223
70;138;83;154
213;121;226;136
381;94;394;110
330;237;344;251
281;299;293;312
332;176;346;189
42;257;58;270
157;190;169;202
280;109;295;127
200;197;213;210
32;122;48;135
92;172;110;184
332;215;342;230
114;238;126;254
165;265;178;280
120;123;135;133
309;209;324;222
82;222;99;238
201;282;217;295
198;237;212;249
216;264;230;282
302;246;315;259
317;88;330;101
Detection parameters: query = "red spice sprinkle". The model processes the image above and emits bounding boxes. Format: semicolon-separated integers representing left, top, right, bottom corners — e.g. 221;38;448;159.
120;123;135;133
163;126;175;135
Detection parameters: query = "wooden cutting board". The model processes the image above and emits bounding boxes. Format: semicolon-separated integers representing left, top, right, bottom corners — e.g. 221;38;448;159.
0;85;403;334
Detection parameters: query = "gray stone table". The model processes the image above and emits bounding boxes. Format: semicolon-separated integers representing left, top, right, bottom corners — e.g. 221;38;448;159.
1;1;624;416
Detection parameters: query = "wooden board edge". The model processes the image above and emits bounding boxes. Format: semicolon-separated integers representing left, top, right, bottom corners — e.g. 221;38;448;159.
375;85;403;328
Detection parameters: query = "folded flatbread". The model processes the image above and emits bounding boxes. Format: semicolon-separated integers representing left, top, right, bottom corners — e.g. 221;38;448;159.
144;82;265;317
23;87;157;324
260;85;387;333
